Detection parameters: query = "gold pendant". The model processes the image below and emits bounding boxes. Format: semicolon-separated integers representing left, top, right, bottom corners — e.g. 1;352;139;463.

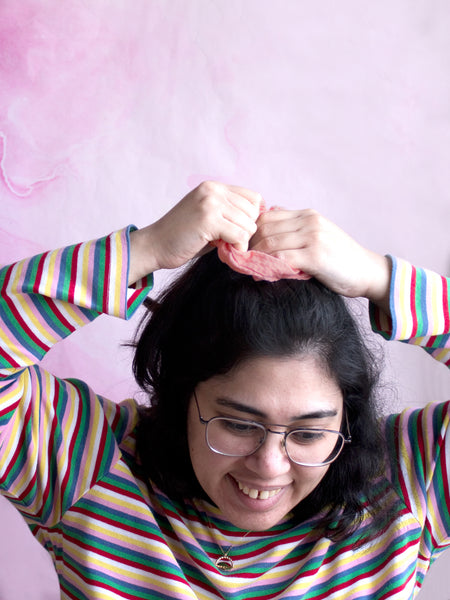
215;555;234;571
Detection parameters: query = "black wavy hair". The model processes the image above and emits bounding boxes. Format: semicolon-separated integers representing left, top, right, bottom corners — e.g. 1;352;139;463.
132;250;388;542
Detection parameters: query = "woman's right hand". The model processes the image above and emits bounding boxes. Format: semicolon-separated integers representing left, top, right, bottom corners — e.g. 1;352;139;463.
128;181;262;284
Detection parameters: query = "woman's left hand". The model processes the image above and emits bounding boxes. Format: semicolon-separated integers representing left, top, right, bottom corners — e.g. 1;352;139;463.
250;208;391;311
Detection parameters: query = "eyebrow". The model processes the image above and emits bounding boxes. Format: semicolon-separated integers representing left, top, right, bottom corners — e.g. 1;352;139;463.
215;397;339;422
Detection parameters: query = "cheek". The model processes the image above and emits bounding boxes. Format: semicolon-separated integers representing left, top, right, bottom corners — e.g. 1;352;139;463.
187;411;217;482
187;418;203;468
293;464;330;493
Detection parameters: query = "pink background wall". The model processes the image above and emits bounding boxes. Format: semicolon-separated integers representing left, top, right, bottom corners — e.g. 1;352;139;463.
1;1;449;598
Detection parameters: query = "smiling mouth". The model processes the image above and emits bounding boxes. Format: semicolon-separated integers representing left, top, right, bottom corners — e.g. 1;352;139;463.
235;479;282;500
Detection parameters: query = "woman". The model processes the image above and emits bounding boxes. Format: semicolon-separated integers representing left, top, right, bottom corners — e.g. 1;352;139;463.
1;181;449;599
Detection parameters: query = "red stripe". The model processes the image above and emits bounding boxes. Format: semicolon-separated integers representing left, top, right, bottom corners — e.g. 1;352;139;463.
110;403;122;432
12;376;58;514
71;506;165;546
3;290;49;354
441;412;450;508
426;335;437;349
380;567;416;599
67;244;80;305
46;298;77;333
90;420;110;483
410;266;418;338
33;377;61;515
102;235;111;312
3;400;34;493
312;536;418;600
442;276;450;334
100;479;143;503
32;252;49;294
0;343;20;369
1;265;32;367
416;411;426;469
60;548;185;600
58;386;111;500
72;502;148;539
62;524;189;585
393;416;411;507
60;384;85;496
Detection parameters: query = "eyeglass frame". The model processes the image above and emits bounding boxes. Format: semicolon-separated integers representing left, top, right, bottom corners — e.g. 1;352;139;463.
193;391;352;467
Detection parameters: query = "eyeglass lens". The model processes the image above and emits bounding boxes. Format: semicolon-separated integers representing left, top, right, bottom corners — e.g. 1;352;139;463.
205;417;344;466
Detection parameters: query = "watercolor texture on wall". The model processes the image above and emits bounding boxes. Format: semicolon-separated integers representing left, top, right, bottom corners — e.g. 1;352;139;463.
1;1;450;598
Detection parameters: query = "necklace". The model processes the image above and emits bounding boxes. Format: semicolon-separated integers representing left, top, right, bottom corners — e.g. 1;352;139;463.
205;516;252;572
214;529;252;571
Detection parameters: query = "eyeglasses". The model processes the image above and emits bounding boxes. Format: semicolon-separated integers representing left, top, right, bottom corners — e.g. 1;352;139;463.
194;392;351;467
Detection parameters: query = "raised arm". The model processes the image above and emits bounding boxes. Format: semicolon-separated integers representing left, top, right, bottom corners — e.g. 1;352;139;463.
250;208;450;366
0;182;262;373
250;208;391;311
129;181;262;285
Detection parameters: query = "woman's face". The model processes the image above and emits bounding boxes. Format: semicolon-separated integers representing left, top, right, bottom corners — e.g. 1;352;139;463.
187;354;344;531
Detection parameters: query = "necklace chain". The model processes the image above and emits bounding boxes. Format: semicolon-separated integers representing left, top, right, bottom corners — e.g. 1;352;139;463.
205;515;252;572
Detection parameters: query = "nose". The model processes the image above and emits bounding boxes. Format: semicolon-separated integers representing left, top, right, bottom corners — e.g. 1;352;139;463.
244;429;291;477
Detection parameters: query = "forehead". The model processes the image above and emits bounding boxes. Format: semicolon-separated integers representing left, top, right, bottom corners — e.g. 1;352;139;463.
198;354;343;419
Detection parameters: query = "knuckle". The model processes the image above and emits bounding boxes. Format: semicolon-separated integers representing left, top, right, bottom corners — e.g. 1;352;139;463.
261;234;278;252
197;180;218;194
196;181;223;205
306;209;325;228
197;188;221;213
255;220;270;237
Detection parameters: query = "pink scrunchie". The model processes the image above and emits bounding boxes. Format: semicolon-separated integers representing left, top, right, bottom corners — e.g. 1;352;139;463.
211;206;311;283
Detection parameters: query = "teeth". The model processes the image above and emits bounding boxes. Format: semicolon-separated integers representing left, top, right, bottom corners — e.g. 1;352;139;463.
237;480;281;500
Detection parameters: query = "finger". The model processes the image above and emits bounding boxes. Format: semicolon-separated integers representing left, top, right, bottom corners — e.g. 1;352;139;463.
251;212;305;250
222;191;262;226
266;248;319;275
222;191;260;231
216;219;254;252
252;209;323;248
250;230;309;257
225;184;264;211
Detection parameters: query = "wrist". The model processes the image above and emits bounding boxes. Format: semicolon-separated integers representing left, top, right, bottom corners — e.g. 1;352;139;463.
365;252;392;314
128;226;161;285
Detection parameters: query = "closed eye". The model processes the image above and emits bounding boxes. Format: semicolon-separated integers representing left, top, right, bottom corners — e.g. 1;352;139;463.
288;430;327;445
217;418;262;437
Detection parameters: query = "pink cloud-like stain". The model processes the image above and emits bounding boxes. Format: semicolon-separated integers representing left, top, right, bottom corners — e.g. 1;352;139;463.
0;1;143;199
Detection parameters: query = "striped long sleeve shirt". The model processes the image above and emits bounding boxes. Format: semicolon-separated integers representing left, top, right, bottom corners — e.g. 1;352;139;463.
0;229;449;599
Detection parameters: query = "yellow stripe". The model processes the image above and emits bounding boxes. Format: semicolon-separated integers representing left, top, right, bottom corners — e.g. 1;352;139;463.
0;326;31;366
61;551;194;599
79;399;102;492
10;378;40;497
56;384;78;500
79;239;94;308
398;262;411;340
397;414;423;521
432;348;450;364
10;259;25;294
89;488;151;518
65;513;174;555
62;302;91;328
63;536;189;592
14;293;58;346
42;249;58;298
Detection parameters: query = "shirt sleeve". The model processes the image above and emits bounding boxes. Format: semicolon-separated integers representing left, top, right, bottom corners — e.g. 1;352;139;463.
0;227;152;526
0;226;152;371
385;401;450;557
370;256;450;368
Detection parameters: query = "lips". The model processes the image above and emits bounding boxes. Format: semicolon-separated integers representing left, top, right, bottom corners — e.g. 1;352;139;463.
235;478;282;500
